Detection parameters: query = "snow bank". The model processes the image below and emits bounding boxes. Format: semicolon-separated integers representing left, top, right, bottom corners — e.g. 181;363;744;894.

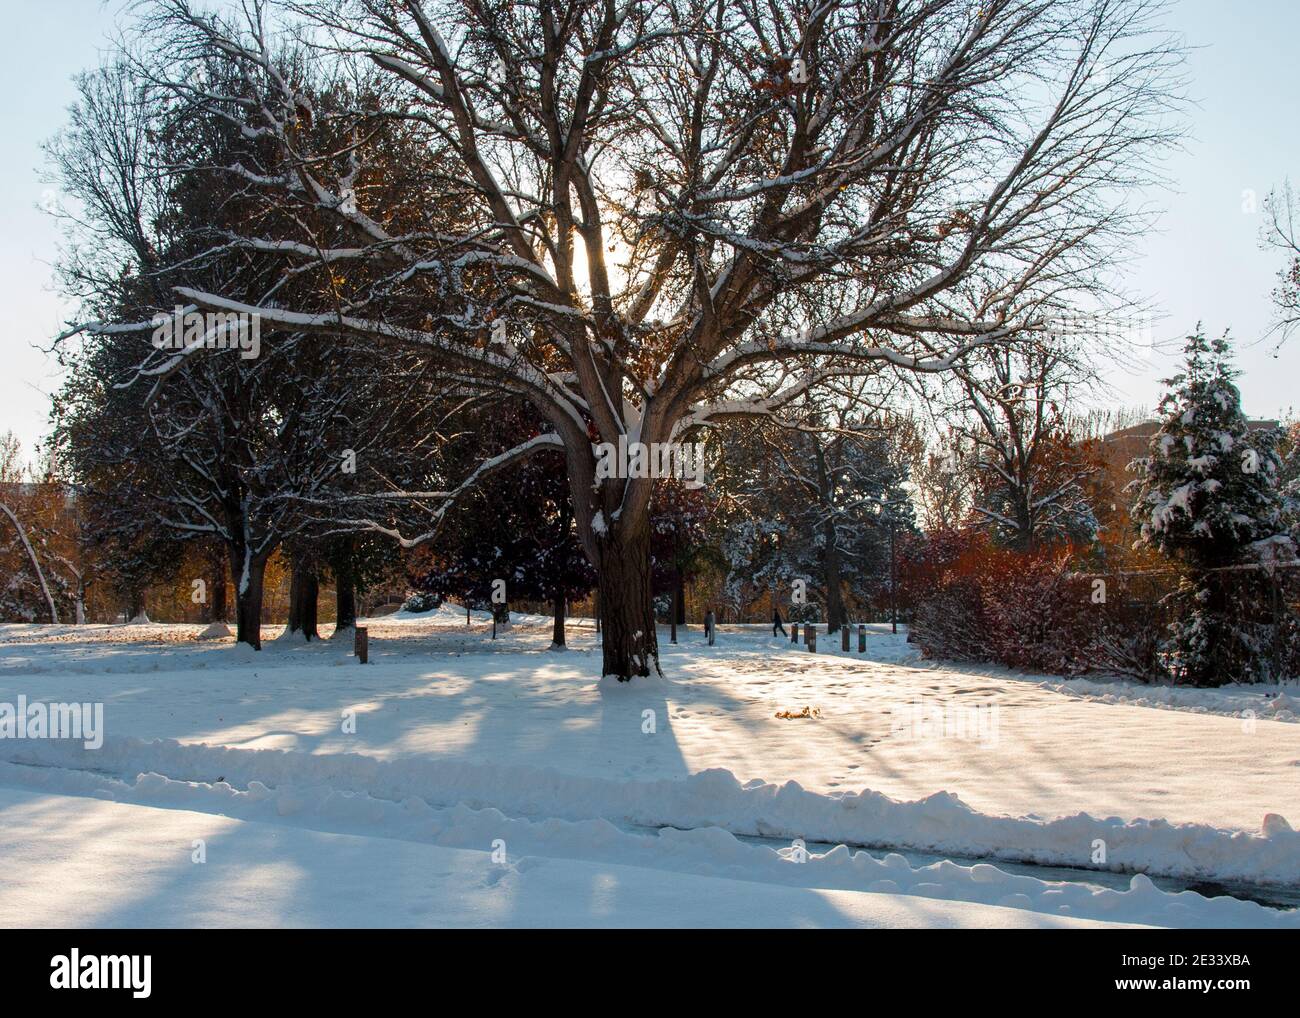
5;735;1297;890
1038;675;1299;723
0;786;1137;929
0;755;1288;928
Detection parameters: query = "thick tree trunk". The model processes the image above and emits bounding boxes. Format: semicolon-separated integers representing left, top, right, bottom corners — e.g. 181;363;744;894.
331;536;358;636
814;445;846;634
289;563;320;640
335;568;357;634
1013;495;1035;551
233;555;267;650
286;560;320;640
301;570;319;640
287;564;301;637
823;536;846;634
551;592;566;647
286;565;302;633
210;563;228;623
595;520;658;680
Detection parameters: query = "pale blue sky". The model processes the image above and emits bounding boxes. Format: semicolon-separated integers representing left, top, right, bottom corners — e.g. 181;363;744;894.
2;0;1298;461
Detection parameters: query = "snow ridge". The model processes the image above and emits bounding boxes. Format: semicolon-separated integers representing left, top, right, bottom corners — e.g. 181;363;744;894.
0;753;1292;929
4;735;1296;889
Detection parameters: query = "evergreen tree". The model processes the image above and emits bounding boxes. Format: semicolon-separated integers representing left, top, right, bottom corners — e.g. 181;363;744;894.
1132;331;1296;684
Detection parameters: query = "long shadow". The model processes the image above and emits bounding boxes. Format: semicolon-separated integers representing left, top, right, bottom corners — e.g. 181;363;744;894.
0;617;700;788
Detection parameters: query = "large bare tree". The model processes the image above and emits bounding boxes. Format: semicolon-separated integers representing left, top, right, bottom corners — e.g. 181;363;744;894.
125;0;1182;678
940;341;1099;548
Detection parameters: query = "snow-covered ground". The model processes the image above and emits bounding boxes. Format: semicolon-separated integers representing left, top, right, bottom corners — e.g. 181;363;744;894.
0;786;1138;929
0;611;1296;928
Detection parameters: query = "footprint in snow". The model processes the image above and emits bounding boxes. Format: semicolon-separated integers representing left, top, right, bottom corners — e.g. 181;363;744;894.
482;858;540;887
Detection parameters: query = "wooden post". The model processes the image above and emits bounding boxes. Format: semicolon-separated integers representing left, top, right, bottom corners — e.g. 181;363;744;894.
841;625;850;652
858;623;866;653
804;622;813;646
354;626;369;664
807;626;817;653
791;621;799;644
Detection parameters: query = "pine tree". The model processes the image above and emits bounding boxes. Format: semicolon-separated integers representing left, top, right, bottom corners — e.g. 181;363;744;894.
1131;331;1296;684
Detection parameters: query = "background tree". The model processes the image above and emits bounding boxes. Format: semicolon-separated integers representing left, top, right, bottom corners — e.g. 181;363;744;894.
1263;180;1300;346
407;401;596;646
49;56;461;647
0;434;62;623
907;424;978;535
650;480;714;633
946;343;1102;550
716;401;914;631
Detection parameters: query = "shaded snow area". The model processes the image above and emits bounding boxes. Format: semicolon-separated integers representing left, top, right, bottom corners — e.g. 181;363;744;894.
1;614;1297;928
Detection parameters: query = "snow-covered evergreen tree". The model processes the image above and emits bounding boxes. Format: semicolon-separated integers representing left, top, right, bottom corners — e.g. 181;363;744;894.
715;412;915;630
1131;330;1296;684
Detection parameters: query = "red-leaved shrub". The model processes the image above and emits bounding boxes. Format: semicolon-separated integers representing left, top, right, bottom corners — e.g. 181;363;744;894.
902;530;1167;679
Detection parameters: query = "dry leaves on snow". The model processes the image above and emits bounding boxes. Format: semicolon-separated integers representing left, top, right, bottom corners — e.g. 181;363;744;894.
775;706;822;720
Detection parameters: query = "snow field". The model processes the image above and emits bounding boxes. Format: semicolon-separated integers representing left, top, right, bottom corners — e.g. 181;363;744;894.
1;614;1297;927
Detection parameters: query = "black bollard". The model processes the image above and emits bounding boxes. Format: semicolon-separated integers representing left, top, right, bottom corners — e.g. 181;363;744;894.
858;623;866;653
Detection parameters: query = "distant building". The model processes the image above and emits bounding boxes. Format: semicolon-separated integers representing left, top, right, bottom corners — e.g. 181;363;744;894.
1093;419;1282;545
1100;419;1280;474
0;480;76;507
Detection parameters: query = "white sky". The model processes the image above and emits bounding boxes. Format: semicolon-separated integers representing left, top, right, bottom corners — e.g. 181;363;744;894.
1;0;1298;462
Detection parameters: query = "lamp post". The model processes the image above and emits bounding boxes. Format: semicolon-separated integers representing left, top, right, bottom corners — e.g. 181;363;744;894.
889;518;897;635
670;516;680;645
